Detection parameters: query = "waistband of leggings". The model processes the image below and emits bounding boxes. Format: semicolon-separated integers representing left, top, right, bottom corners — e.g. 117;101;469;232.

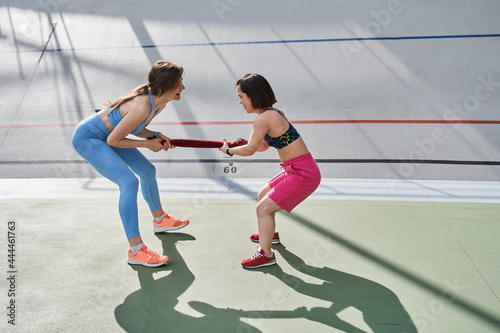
280;153;313;167
77;113;112;139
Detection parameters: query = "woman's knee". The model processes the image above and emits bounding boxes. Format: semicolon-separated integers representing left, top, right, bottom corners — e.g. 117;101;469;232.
258;184;272;201
256;197;280;218
118;173;140;191
138;161;157;180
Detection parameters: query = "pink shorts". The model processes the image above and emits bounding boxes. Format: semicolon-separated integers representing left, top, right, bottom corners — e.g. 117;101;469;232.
267;153;321;213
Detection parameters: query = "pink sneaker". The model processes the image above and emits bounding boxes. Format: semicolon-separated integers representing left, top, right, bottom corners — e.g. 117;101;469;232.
127;245;169;267
250;232;280;244
153;211;189;233
241;246;276;269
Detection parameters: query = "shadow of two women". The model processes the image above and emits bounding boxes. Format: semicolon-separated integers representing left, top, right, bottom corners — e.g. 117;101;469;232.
259;245;418;333
114;233;416;332
114;233;261;332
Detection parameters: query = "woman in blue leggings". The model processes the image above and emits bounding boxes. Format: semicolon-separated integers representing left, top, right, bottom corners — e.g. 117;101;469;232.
72;60;189;267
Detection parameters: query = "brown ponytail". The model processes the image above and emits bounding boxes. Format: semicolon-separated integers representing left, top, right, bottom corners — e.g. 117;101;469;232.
104;60;184;113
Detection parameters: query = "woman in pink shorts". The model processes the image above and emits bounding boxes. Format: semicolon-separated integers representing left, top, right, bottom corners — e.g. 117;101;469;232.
219;73;321;269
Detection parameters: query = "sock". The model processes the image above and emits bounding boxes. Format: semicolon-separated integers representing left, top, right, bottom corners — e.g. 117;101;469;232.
131;243;144;254
154;213;166;222
258;246;273;258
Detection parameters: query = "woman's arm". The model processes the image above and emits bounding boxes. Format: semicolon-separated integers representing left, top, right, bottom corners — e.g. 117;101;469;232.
133;129;174;148
219;114;270;156
106;97;168;151
129;104;173;148
132;128;157;139
257;139;270;152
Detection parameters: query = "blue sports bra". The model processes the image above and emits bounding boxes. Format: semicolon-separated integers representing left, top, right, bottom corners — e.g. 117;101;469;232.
263;108;300;149
101;93;159;134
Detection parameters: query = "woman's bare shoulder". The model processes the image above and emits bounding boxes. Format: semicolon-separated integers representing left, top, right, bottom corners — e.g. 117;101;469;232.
121;95;150;117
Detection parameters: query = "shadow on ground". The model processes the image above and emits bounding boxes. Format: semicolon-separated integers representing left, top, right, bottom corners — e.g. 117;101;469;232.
114;232;416;332
114;233;260;332
258;244;417;332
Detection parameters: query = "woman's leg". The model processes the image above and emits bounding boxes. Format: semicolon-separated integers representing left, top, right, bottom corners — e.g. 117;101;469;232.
113;147;164;218
258;183;272;201
115;147;189;234
257;182;277;231
74;137;142;241
255;196;283;255
72;122;168;266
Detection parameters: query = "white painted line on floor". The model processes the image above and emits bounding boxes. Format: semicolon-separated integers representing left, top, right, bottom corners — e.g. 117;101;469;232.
1;178;500;203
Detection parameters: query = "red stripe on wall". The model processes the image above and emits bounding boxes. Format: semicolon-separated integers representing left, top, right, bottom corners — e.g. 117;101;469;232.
1;119;500;128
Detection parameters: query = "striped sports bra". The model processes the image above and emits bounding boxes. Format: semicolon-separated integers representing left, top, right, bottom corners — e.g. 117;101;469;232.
263;108;300;149
102;93;160;134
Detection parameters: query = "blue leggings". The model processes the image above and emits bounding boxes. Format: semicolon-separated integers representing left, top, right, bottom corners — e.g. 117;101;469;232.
72;113;162;238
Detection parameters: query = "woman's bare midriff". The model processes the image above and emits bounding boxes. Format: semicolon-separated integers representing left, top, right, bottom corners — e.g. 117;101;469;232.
276;137;310;163
96;109;115;132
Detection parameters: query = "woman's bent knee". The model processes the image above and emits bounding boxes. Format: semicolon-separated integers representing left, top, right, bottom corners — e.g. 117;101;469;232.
119;174;139;191
256;196;281;217
258;184;272;201
142;162;156;179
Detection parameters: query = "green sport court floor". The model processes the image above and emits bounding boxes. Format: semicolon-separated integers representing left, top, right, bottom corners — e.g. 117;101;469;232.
1;178;499;332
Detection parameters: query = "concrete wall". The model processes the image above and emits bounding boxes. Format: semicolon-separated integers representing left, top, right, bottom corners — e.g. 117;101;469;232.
1;0;499;180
